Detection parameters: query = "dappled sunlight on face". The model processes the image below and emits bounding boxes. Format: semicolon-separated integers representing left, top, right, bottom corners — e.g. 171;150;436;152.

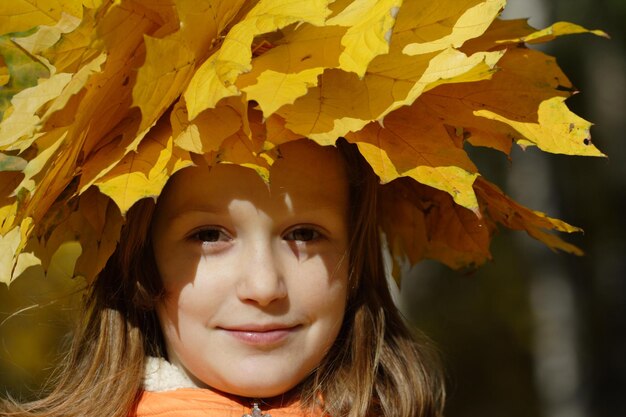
151;140;350;398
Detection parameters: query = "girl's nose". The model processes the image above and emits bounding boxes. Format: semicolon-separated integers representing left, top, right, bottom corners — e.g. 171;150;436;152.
236;240;287;306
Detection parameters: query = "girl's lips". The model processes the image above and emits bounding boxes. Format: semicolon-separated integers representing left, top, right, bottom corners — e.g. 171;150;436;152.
220;325;300;346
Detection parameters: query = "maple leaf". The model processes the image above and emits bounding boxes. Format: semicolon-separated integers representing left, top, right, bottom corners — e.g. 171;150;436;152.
32;187;122;282
132;0;247;133
419;47;574;155
171;99;242;154
0;0;88;36
474;177;583;255
238;24;346;118
346;102;480;211
94;117;193;215
0;217;39;285
401;0;505;55
476;96;604;156
184;0;334;119
0;0;608;285
275;46;504;146
326;0;402;77
496;21;609;44
379;178;491;277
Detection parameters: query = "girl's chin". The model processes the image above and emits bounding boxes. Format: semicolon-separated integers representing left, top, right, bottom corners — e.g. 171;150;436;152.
180;353;316;398
204;375;303;399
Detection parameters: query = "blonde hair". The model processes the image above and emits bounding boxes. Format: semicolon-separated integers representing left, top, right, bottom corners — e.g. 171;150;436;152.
1;140;445;417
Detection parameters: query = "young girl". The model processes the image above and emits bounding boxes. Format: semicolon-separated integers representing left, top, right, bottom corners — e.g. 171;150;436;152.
1;1;603;416
2;139;445;417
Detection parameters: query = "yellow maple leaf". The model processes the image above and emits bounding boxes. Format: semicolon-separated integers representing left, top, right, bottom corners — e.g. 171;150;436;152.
15;130;66;194
175;0;249;56
12;11;82;71
40;7;100;73
238;24;345;118
171;96;243;154
184;0;333;119
45;240;81;282
45;53;106;117
94;121;193;215
0;217;39;285
73;189;122;281
215;130;272;182
132;0;246;133
34;187;122;281
0;73;72;151
476;96;605;156
0;171;22;232
497;21;609;44
0;0;88;36
402;0;505;55
132;34;196;132
17;128;84;232
0;0;608;284
263;0;507;141
326;0;402;77
276;48;501;144
419;47;573;154
347;102;479;210
264;114;303;148
474;177;583;255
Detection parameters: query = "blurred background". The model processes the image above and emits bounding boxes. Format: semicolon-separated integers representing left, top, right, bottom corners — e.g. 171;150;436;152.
1;1;624;416
403;1;626;417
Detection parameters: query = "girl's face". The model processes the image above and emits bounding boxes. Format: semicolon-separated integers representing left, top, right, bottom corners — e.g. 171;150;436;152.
152;140;350;398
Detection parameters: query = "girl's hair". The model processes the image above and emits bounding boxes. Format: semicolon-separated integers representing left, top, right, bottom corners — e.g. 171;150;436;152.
1;140;445;417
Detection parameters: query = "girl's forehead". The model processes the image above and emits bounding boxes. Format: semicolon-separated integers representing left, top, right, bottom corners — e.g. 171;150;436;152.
156;140;349;216
270;140;348;191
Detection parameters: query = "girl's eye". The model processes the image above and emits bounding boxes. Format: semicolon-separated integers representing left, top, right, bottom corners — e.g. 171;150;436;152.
284;227;321;242
190;228;229;243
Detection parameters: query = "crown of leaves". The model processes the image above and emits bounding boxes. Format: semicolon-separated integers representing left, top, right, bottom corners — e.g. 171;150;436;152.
0;0;607;285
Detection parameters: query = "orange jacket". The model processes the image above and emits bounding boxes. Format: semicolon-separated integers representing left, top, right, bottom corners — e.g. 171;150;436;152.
132;388;323;417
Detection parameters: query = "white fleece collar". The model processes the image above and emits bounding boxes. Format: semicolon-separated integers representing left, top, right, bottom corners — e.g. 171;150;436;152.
143;356;197;392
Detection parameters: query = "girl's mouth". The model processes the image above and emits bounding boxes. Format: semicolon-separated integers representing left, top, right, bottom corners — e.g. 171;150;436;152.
219;325;301;346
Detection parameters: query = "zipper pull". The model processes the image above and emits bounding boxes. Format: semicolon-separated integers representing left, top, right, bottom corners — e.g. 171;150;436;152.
242;401;271;417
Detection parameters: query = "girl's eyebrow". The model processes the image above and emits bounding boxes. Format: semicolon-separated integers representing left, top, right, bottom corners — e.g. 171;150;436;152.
165;205;225;222
166;204;346;229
